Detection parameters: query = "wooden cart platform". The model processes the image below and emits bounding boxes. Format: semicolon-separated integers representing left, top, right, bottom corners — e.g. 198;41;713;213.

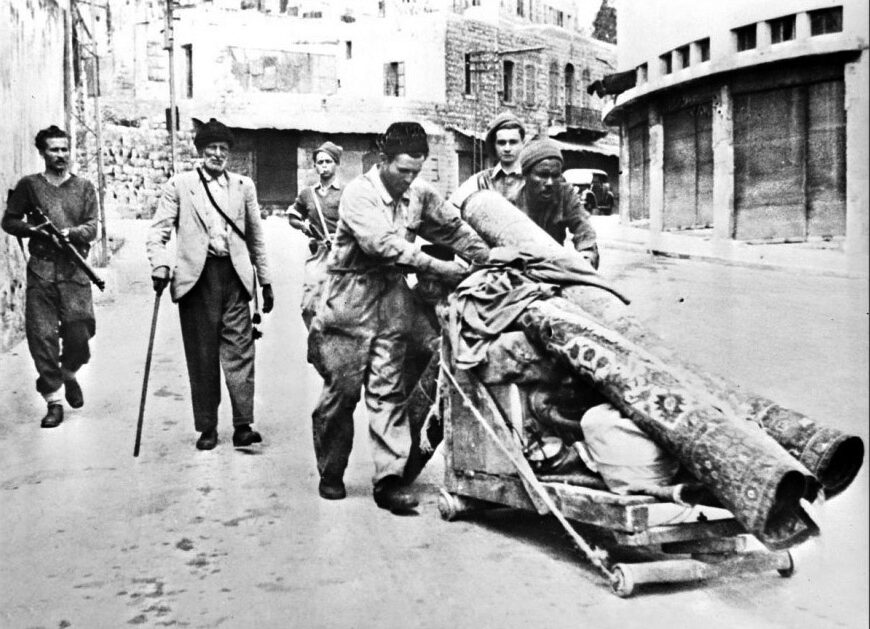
438;365;794;597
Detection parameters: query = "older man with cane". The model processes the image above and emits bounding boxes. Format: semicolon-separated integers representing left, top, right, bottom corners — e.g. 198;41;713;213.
147;118;273;451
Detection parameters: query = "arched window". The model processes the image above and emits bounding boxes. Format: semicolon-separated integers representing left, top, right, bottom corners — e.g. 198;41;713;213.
564;63;575;115
502;60;515;102
548;61;560;109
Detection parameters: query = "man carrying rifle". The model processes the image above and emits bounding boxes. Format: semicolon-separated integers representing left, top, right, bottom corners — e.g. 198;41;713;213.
2;125;98;428
287;141;344;329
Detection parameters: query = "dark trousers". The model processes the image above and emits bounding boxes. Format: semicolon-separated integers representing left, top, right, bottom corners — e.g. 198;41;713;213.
178;257;255;432
25;270;95;395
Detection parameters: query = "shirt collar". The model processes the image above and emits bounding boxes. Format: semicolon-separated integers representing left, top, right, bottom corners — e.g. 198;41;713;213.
201;168;229;186
367;165;410;206
492;161;523;178
315;179;341;193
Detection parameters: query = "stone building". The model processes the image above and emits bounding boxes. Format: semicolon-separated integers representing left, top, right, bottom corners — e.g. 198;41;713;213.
604;0;869;274
96;0;617;215
0;0;72;350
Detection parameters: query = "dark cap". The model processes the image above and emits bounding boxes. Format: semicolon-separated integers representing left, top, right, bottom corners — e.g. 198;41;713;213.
194;118;234;150
519;139;563;174
379;121;429;157
313;141;343;164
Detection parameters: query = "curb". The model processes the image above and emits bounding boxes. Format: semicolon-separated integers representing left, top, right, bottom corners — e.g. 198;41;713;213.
599;238;865;280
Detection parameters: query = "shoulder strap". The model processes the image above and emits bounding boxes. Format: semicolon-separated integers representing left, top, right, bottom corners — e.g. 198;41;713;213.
309;186;333;244
196;168;246;241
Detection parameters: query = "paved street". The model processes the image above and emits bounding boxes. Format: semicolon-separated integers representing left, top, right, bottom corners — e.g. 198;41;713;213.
1;218;867;629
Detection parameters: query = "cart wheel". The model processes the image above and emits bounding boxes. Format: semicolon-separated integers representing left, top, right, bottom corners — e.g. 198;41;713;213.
610;565;635;598
438;489;461;522
777;552;795;578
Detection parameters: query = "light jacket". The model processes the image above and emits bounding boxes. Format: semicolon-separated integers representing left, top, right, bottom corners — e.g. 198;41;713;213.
147;169;271;302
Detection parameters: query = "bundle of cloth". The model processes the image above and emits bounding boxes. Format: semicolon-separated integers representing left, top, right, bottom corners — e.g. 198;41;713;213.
422;189;864;551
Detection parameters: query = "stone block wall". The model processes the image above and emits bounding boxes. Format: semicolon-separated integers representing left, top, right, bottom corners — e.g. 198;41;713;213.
77;110;199;219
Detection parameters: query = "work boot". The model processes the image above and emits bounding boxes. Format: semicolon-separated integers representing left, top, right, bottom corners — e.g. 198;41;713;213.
196;429;218;450
373;475;419;515
40;404;64;428
232;424;263;447
64;379;84;409
318;477;347;500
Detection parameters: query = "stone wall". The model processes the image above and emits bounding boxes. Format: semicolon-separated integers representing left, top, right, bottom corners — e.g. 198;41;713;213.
77;109;199;219
1;0;69;352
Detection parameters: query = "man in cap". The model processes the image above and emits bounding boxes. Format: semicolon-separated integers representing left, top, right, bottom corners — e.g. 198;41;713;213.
515;138;600;268
308;121;490;513
147;118;274;451
287;141;345;328
2;125;98;427
449;112;526;209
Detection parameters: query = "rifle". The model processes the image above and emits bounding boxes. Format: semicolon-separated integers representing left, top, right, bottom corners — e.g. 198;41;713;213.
26;204;106;291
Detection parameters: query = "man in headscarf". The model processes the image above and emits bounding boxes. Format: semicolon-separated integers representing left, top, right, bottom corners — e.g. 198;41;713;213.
514;138;600;268
288;141;345;328
449;112;526;209
308;122;490;513
147;118;274;451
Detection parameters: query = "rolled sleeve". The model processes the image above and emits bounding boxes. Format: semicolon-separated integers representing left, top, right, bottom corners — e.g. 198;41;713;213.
66;181;98;245
563;187;598;252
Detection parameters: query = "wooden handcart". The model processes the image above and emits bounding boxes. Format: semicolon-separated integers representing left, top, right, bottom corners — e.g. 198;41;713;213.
436;362;795;598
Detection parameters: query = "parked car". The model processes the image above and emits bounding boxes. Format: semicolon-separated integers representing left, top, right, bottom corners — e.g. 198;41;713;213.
562;168;613;215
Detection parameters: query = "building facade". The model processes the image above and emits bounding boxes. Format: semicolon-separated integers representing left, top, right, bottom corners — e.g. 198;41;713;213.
95;0;617;215
605;0;869;273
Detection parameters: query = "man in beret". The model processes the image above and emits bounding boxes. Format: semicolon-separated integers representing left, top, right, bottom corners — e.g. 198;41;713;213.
147;118;274;451
287;141;345;328
449;112;526;209
2;125;98;428
308;121;490;513
515;138;600;269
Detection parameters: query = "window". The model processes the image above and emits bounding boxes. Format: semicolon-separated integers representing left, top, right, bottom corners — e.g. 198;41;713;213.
696;37;710;62
548;62;560;109
516;0;524;17
734;24;757;51
660;52;672;75
345;41;352;59
769;15;796;43
556;10;563;27
384;62;405;97
636;62;648;84
464;53;473;95
182;44;193;98
810;6;843;35
502;60;514;102
676;45;689;69
564;63;574;107
524;64;536;105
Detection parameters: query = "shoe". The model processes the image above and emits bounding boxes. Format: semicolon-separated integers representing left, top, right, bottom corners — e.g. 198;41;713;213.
232;424;263;447
41;404;64;428
64;379;84;409
196;429;218;450
373;475;419;514
318;477;347;500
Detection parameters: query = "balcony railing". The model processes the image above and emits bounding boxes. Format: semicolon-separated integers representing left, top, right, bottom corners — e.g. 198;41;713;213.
565;105;608;133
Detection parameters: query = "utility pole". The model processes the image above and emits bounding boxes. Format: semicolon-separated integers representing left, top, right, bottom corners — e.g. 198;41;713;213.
90;3;108;266
164;0;177;174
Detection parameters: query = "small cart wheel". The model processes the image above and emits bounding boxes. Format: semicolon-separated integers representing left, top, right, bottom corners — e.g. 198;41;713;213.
610;565;635;598
777;552;795;578
438;489;462;522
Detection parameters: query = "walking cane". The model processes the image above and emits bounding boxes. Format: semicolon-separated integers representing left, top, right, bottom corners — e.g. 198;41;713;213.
134;287;163;457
